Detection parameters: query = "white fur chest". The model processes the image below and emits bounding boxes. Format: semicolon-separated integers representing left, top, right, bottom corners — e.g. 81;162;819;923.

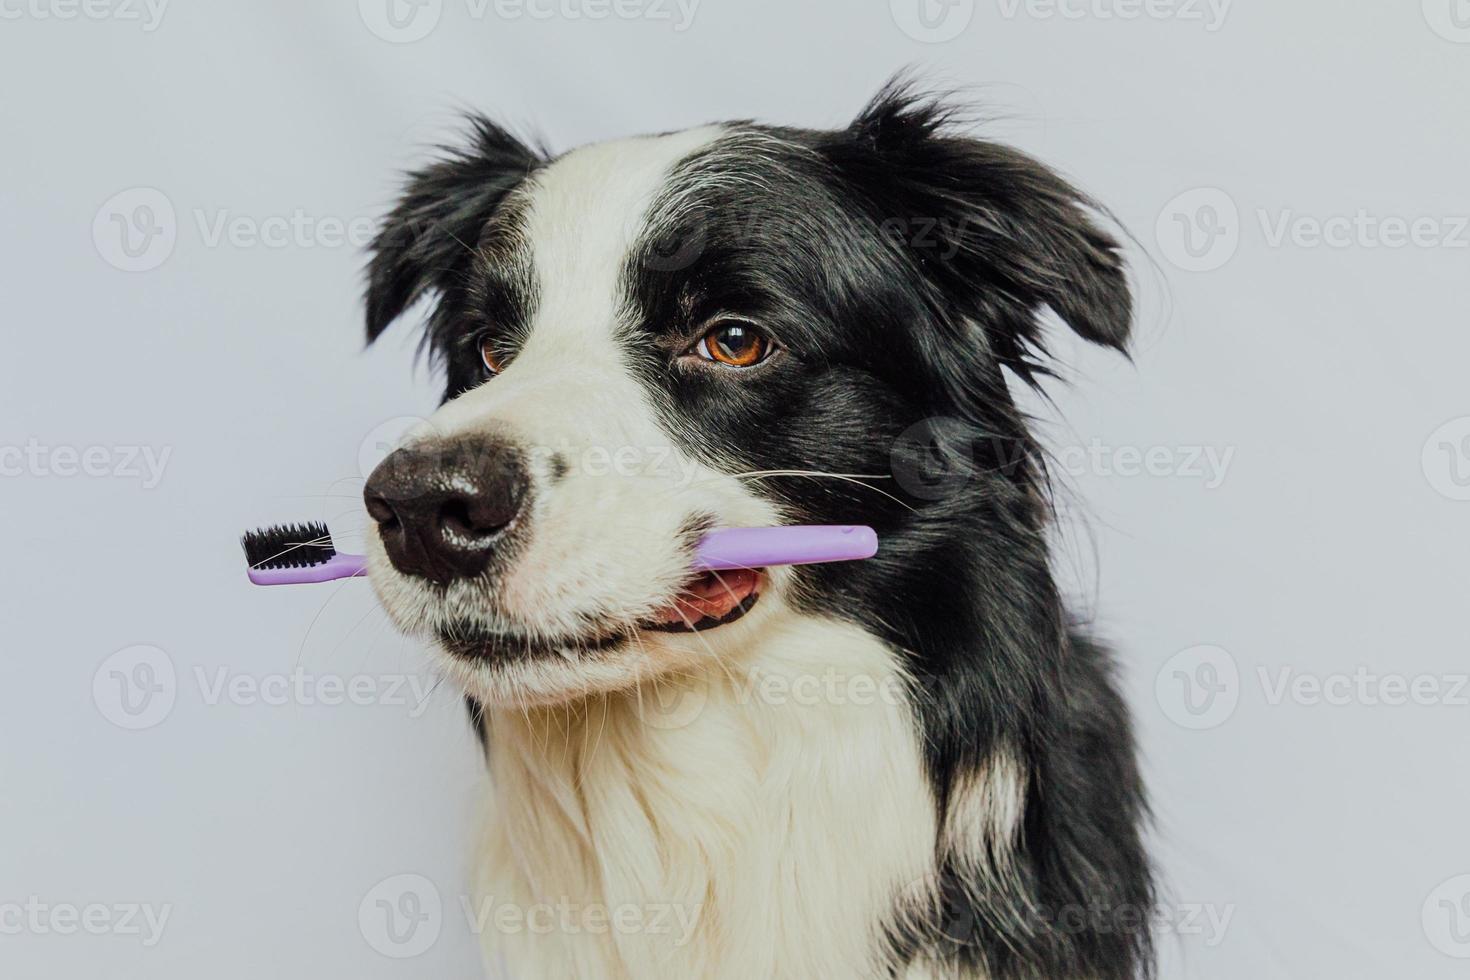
474;611;938;979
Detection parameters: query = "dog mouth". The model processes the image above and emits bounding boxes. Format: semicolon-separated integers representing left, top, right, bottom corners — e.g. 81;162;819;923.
437;567;763;662
643;566;762;630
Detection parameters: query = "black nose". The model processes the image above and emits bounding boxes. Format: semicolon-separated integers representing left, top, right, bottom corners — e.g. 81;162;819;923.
363;437;529;584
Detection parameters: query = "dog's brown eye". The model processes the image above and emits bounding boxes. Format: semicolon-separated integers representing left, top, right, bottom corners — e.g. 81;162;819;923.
696;321;773;369
479;336;506;376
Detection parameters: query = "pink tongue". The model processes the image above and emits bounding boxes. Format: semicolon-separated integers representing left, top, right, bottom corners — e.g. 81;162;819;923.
651;568;760;625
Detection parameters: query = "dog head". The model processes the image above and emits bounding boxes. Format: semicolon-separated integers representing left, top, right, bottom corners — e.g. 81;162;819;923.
361;80;1131;708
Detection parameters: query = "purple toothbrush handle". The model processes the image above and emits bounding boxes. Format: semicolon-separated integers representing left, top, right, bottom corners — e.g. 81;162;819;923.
248;553;367;586
246;526;878;586
692;525;878;571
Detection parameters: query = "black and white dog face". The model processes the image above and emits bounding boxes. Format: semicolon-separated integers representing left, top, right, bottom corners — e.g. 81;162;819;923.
361;81;1130;711
362;82;1153;979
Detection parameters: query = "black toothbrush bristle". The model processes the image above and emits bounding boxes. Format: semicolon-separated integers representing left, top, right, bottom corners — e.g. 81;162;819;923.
241;521;337;570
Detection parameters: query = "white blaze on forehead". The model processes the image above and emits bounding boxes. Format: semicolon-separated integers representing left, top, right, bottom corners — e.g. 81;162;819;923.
428;125;726;445
522;126;724;343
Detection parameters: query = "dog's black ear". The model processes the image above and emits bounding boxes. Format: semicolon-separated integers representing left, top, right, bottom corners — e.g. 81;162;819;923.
365;116;542;343
835;79;1131;380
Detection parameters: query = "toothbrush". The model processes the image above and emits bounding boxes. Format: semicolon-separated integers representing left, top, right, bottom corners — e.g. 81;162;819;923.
241;522;878;586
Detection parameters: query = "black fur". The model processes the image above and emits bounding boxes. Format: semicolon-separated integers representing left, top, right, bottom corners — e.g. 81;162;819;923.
365;116;544;399
365;78;1153;979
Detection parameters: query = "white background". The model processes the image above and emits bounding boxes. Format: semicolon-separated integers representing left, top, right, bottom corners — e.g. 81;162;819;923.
2;1;1468;977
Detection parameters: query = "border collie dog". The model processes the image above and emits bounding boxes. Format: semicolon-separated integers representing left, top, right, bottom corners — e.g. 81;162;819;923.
361;80;1153;979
